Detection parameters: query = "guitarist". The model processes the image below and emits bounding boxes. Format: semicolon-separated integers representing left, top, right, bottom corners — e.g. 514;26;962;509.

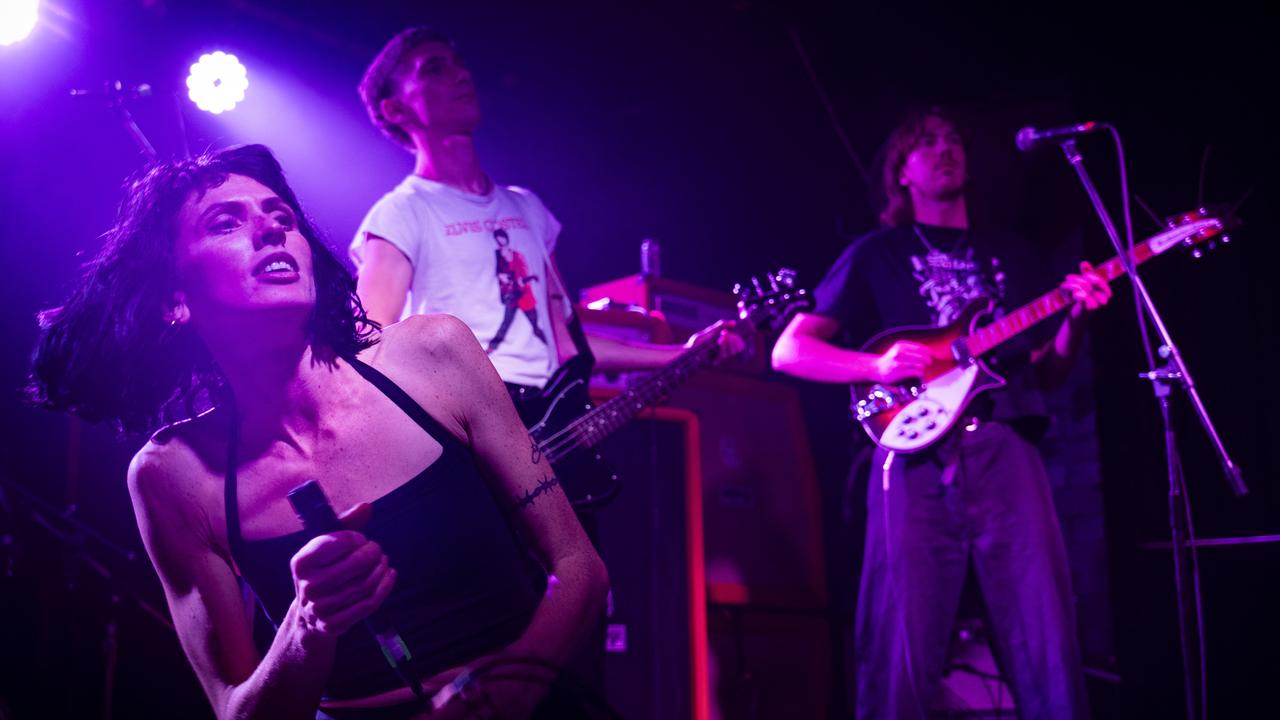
349;26;742;709
773;108;1110;720
349;27;727;389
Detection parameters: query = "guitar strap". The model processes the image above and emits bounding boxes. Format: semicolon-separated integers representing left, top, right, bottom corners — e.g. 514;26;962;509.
565;302;595;368
538;238;596;371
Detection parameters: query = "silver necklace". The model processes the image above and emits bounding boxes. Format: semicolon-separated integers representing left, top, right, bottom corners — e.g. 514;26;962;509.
912;224;966;255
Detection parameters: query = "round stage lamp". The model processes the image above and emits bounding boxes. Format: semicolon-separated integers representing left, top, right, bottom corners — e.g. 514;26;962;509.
0;0;40;46
186;51;248;114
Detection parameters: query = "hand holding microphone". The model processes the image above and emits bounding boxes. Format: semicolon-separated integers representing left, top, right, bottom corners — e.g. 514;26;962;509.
287;480;425;704
287;499;395;638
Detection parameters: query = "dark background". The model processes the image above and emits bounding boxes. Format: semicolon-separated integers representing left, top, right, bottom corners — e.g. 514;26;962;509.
1;1;1275;718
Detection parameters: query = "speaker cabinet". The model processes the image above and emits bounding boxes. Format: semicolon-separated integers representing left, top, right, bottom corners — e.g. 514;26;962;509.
589;372;832;719
592;405;710;720
671;373;832;719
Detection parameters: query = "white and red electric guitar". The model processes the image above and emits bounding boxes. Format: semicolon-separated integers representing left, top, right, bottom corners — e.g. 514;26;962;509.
852;210;1232;453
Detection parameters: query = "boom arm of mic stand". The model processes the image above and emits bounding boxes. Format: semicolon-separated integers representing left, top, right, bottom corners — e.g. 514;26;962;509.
75;82;159;162
115;105;157;162
1058;138;1247;496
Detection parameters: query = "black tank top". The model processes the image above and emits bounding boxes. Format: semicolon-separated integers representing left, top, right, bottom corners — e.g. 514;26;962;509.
226;357;543;701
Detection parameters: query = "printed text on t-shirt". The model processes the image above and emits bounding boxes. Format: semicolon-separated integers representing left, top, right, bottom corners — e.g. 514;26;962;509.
443;217;530;236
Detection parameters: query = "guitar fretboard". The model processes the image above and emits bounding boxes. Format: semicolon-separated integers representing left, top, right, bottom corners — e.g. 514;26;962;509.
965;241;1156;358
542;337;723;463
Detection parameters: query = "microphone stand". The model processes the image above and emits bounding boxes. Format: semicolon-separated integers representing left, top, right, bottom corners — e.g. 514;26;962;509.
106;82;157;162
3;476;174;720
1056;136;1247;720
71;81;158;161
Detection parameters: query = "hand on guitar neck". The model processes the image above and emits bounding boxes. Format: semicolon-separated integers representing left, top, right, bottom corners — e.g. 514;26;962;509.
1034;260;1114;387
684;318;749;359
1061;260;1113;321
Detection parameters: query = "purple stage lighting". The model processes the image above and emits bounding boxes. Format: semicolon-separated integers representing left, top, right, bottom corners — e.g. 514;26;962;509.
0;0;39;46
186;51;248;114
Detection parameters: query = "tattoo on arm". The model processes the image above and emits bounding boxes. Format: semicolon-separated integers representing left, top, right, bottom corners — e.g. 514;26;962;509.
514;475;561;511
529;434;543;465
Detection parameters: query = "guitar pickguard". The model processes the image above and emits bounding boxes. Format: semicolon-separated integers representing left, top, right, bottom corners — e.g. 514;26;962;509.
526;376;589;442
877;364;979;452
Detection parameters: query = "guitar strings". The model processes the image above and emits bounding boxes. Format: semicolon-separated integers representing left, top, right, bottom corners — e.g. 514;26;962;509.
536;338;720;461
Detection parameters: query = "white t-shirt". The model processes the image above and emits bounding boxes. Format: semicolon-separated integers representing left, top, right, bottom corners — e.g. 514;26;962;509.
351;175;565;387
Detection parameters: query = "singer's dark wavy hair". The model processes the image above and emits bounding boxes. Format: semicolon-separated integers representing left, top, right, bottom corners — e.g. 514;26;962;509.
27;144;378;434
879;106;967;227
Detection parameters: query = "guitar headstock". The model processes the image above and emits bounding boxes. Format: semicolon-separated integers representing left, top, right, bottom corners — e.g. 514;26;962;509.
733;268;811;333
1148;206;1241;258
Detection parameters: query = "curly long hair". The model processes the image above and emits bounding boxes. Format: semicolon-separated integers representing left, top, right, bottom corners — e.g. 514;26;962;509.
27;144;378;434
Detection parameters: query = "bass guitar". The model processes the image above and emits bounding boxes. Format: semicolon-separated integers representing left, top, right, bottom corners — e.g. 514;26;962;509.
510;269;810;507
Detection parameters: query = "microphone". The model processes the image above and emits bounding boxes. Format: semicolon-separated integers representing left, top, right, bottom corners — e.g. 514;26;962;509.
286;480;425;704
1015;121;1101;152
69;80;153;101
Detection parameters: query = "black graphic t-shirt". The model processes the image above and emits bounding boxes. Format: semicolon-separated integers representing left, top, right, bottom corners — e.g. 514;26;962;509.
812;223;1048;430
909;243;1005;326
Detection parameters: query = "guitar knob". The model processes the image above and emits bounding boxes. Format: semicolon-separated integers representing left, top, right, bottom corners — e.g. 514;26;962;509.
926;421;938;431
906;430;919;440
902;415;915;425
917;407;930;417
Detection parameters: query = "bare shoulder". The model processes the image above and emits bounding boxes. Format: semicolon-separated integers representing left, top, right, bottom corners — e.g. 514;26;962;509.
357;315;506;441
369;313;490;376
127;412;224;535
128;412;238;612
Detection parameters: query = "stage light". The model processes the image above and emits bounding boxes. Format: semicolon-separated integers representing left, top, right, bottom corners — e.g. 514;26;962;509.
0;0;40;46
186;51;248;114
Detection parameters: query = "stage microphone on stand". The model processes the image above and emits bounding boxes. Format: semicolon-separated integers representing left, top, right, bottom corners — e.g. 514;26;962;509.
1015;121;1101;152
287;480;426;705
70;81;153;102
69;80;158;159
